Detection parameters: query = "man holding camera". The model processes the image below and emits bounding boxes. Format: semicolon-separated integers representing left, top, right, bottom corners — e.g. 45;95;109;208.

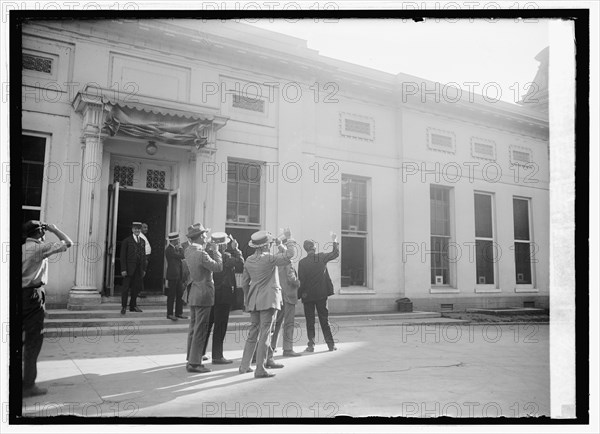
184;223;223;373
21;220;73;398
238;228;295;379
298;232;339;352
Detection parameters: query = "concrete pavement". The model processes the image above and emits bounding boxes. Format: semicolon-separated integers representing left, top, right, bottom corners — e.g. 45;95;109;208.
20;318;549;418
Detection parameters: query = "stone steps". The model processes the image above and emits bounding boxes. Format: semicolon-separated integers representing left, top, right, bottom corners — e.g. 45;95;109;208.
43;306;445;338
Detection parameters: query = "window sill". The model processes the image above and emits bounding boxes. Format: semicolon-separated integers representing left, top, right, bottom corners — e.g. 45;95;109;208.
430;286;459;294
339;286;375;295
474;285;501;293
514;286;538;293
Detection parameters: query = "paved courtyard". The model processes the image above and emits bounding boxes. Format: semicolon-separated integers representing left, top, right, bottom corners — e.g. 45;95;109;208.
20;319;549;419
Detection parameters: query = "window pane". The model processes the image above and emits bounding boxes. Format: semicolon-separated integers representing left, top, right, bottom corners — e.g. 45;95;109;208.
358;214;367;232
515;242;532;284
513;198;530;241
430;186;450;236
249;204;260;223
226;201;237;221
22;135;46;161
239;183;249;202
238;203;249;217
475;240;495;284
474;194;493;238
431;236;449;285
249;184;260;204
341;236;366;286
341;213;349;230
227;183;238;202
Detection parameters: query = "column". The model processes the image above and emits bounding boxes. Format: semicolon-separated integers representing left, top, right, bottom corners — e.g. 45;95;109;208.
193;126;217;227
68;94;105;309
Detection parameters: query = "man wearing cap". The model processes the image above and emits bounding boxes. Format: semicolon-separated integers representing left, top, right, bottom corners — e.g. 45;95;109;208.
120;222;147;315
201;232;244;365
165;232;186;321
22;220;73;397
238;228;295;379
298;233;339;352
184;223;223;373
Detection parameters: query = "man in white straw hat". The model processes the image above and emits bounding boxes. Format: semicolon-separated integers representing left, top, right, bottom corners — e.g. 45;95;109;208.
184;223;222;373
165;232;186;321
238;228;295;379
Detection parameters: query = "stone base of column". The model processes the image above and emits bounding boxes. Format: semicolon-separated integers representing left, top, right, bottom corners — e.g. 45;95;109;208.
67;288;102;310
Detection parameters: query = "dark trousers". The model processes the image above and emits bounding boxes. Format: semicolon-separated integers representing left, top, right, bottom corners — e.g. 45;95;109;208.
202;303;231;360
22;287;45;389
303;298;335;349
121;264;143;309
167;279;184;316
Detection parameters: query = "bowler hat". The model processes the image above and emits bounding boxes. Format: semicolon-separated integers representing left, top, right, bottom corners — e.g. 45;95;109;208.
186;223;209;239
249;230;273;248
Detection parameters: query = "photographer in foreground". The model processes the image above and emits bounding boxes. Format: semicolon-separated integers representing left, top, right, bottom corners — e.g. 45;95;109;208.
21;220;73;398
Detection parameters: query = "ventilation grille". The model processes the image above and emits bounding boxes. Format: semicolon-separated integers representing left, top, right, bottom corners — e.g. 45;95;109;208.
146;169;166;189
232;94;265;113
523;301;535;308
440;303;454;312
473;141;495;159
431;133;453;149
23;53;53;74
512;150;531;163
345;119;371;135
113;165;134;186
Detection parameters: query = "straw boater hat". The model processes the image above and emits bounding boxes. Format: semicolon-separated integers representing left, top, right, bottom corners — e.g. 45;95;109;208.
248;230;274;248
186;223;209;239
167;232;180;241
210;232;230;245
132;221;142;228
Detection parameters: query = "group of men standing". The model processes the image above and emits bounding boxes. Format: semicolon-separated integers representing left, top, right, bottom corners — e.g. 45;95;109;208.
22;217;340;398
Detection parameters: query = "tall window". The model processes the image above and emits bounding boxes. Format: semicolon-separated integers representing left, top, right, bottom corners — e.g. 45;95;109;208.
226;160;262;260
341;176;368;287
22;134;47;224
474;193;495;285
513;197;533;284
430;185;451;285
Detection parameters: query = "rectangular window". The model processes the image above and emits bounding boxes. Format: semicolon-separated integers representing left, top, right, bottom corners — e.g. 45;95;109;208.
341;176;368;287
513;197;533;284
474;193;495;285
226;160;263;260
22;134;47;224
430;185;451;285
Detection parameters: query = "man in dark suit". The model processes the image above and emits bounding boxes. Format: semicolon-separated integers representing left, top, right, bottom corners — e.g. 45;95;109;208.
120;221;147;315
298;232;339;352
202;232;244;364
165;232;187;321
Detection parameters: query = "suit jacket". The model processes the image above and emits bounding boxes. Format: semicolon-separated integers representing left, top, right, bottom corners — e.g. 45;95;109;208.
298;242;339;303
165;243;185;280
277;242;300;305
213;248;244;305
184;243;222;307
120;235;147;275
241;240;295;312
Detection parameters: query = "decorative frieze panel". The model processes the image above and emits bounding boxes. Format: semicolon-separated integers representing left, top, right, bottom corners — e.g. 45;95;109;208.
509;145;533;166
232;94;265;113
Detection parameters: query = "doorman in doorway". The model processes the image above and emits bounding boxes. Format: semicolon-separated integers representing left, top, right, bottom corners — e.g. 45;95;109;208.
120;222;147;314
138;222;152;298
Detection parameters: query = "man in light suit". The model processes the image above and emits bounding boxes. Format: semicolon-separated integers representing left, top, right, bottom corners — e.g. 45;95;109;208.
120;221;147;315
238;228;295;379
184;223;222;373
267;237;303;362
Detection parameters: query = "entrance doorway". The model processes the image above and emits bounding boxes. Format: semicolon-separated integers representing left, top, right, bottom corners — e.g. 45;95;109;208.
114;190;168;294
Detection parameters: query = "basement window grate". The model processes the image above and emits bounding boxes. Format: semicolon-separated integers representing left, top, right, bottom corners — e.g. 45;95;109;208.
523;301;535;308
440;303;454;312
